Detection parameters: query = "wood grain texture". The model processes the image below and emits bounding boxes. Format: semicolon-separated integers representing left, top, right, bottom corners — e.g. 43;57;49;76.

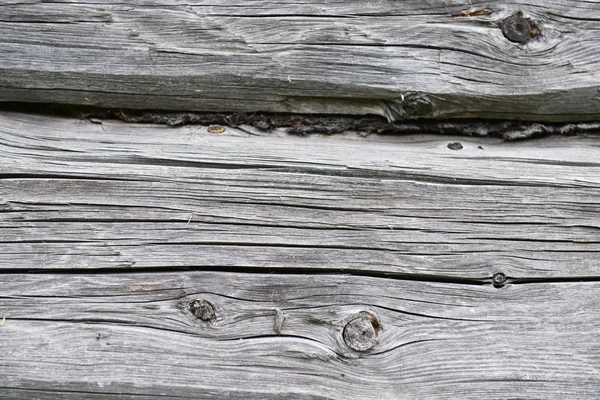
1;111;599;398
1;1;600;120
1;271;599;399
1;111;599;279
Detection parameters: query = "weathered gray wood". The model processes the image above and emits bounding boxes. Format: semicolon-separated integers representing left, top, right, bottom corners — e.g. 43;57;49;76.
1;110;599;398
1;271;599;399
1;111;599;279
1;1;600;121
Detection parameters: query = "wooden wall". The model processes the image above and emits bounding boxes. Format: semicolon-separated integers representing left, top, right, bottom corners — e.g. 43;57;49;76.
1;1;600;120
1;1;599;398
1;112;599;398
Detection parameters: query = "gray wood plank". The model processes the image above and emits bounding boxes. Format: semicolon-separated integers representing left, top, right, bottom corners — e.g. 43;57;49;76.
1;1;600;120
1;271;599;399
1;111;599;279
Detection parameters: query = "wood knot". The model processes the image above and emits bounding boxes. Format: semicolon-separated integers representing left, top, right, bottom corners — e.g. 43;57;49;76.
189;299;216;321
447;142;463;151
403;95;433;118
501;12;536;43
343;312;381;352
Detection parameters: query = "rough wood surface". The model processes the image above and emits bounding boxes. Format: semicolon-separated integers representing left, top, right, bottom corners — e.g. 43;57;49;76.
1;111;600;398
1;111;599;280
1;271;599;399
1;1;600;121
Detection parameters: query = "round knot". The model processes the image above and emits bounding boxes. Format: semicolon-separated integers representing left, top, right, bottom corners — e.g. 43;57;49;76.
501;13;533;43
447;142;464;151
404;95;433;118
343;313;381;352
189;299;216;321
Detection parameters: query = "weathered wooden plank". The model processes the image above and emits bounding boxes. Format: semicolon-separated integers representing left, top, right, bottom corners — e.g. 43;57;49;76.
1;111;599;279
1;271;599;399
1;1;600;120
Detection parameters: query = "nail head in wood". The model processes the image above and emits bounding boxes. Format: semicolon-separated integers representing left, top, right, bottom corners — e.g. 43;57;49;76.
189;299;216;321
343;313;380;352
501;13;533;43
208;125;226;134
493;273;507;287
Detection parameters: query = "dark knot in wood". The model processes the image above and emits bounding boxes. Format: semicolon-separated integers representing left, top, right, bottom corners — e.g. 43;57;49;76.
189;299;216;321
501;13;533;43
343;312;381;352
492;273;507;287
404;95;433;118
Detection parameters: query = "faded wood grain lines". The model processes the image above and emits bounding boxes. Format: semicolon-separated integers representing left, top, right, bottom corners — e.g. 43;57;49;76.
1;271;599;399
1;111;599;399
1;1;600;120
1;112;599;279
